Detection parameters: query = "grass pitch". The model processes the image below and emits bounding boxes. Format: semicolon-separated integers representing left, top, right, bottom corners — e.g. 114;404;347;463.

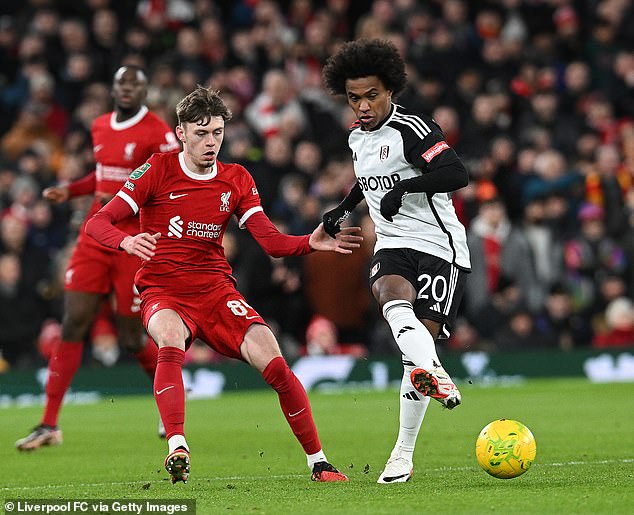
2;378;633;514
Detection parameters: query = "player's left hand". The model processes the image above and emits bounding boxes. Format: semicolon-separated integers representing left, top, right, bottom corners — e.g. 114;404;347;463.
380;185;407;222
309;224;363;254
120;232;161;261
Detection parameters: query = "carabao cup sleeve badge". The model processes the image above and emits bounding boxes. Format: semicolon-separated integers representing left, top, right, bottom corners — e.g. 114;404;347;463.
130;162;151;180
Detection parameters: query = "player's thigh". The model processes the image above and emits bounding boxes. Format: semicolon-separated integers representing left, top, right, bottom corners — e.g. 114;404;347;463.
111;252;144;317
194;284;269;361
369;248;419;306
147;308;190;350
239;323;282;372
372;275;417;306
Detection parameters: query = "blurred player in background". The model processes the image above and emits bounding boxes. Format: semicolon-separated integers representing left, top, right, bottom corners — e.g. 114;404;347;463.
85;86;360;483
322;39;471;483
16;65;180;451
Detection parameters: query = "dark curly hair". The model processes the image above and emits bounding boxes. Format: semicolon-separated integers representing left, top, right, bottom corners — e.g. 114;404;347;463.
322;39;407;97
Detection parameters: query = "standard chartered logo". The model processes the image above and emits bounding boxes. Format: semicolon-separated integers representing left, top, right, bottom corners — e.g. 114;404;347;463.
168;215;183;238
187;220;222;238
167;215;222;239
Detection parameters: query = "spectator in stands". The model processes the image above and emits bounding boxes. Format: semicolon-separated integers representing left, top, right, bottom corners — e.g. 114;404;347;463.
0;253;45;367
585;144;628;237
304;315;366;357
471;275;524;344
245;69;307;141
563;203;627;315
592;297;634;348
492;306;554;352
1;102;63;164
0;212;51;296
465;196;545;317
535;283;594;350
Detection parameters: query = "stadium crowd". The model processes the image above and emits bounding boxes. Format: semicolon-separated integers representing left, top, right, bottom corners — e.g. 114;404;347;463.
0;0;633;369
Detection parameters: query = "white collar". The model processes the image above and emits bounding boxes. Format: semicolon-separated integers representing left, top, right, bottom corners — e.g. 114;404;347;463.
109;105;149;131
178;152;217;180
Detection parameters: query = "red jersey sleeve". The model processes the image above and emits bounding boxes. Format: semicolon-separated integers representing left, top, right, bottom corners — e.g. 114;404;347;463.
233;166;265;229
85;196;135;249
67;171;96;197
116;154;161;215
244;211;312;257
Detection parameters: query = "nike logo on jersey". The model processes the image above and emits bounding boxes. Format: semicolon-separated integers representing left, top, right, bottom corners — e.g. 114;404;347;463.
397;326;415;338
245;315;260;320
288;408;306;417
169;192;188;199
155;385;175;395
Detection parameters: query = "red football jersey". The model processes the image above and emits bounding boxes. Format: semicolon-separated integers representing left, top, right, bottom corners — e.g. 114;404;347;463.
85;106;179;235
117;151;263;293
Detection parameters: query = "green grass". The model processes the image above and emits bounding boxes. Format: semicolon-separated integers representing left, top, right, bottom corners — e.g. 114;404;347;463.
2;378;634;514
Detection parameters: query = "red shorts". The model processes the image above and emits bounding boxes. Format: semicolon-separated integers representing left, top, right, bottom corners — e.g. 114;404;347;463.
139;278;266;361
64;235;143;317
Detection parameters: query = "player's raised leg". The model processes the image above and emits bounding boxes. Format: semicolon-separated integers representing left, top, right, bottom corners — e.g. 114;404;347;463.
147;308;190;483
240;324;348;482
374;276;461;409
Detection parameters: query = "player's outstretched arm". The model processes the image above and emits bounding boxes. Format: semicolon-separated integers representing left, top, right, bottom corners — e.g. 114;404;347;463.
309;223;363;254
120;233;161;261
43;171;97;203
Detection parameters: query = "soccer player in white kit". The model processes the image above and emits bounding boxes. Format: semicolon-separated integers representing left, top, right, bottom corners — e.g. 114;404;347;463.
322;39;472;484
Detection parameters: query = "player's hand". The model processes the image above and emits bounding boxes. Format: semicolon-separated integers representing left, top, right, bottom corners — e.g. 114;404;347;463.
380;185;407;222
120;232;161;261
42;186;70;204
322;206;351;238
309;223;363;254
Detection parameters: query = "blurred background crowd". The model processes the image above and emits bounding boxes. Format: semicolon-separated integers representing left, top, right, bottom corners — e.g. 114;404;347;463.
0;0;633;370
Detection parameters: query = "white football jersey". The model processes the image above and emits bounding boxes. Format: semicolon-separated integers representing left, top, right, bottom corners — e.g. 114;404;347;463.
349;104;471;270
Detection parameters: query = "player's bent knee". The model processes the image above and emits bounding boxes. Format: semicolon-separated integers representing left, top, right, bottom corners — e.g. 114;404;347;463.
241;324;282;371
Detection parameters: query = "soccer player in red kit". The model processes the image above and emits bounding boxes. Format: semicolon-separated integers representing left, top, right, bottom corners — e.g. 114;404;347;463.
15;65;180;451
86;86;361;483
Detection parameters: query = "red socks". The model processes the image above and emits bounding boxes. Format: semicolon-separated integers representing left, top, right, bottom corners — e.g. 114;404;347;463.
134;337;158;379
42;341;83;427
262;356;321;455
154;347;185;440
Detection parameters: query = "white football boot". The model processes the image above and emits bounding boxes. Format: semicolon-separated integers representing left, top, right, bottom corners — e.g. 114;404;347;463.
377;447;413;484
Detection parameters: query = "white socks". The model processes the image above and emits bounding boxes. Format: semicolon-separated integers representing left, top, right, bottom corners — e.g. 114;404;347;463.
307;449;327;469
392;363;430;462
168;434;189;453
383;300;437;464
382;300;439;370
